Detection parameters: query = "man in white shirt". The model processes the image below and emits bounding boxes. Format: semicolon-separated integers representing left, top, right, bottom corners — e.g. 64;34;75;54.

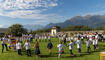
68;40;74;56
16;41;22;55
77;38;81;54
1;37;9;53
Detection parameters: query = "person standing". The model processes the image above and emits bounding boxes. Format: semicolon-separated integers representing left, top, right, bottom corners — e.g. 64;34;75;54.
64;37;66;44
68;40;74;56
34;40;40;58
77;38;81;54
57;41;64;58
1;36;9;53
86;38;91;53
92;37;96;51
24;40;31;56
47;40;53;56
16;41;22;55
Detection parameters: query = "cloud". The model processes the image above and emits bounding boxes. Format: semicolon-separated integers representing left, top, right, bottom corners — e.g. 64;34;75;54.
31;14;65;25
0;0;58;10
81;10;105;16
0;0;64;24
0;25;4;28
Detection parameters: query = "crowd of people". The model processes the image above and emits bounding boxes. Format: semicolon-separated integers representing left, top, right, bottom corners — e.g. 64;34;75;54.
57;32;104;57
0;32;105;58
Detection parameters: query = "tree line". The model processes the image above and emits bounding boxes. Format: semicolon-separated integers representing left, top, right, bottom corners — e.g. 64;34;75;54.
5;24;105;37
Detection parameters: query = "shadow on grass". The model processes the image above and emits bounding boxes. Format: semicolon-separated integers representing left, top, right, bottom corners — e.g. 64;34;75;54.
40;54;57;58
64;52;95;58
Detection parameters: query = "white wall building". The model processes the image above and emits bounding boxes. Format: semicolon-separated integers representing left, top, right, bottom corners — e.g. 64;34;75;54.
51;27;57;36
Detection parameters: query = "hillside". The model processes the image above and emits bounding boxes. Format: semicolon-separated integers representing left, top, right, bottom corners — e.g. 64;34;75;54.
45;15;105;28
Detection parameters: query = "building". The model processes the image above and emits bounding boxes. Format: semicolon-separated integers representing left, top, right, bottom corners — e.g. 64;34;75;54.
51;26;60;36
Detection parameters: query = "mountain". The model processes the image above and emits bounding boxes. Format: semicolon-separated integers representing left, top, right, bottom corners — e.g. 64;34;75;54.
0;28;8;33
45;15;105;28
23;24;44;31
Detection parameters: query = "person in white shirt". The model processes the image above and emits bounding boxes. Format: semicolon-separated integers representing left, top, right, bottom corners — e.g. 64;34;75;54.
8;39;12;49
92;37;96;51
1;37;9;53
48;36;51;41
81;35;84;44
24;40;31;56
57;41;64;58
39;36;41;42
42;36;44;42
68;39;74;56
77;38;81;54
16;41;22;55
74;37;77;45
86;38;91;53
95;34;99;39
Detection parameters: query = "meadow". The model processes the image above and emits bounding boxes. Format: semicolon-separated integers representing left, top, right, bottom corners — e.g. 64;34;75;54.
0;38;104;60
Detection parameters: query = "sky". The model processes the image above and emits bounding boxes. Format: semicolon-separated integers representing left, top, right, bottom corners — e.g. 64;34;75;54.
0;0;105;28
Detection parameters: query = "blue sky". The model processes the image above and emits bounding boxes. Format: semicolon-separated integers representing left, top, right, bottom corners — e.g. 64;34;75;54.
0;0;105;28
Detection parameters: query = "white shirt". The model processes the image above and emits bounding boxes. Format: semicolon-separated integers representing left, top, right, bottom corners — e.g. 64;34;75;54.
24;42;31;50
68;42;73;50
70;37;74;40
93;40;96;45
44;36;47;39
48;36;50;39
89;38;92;41
81;36;84;39
96;40;98;45
74;38;77;41
2;38;8;44
95;35;99;39
77;40;81;48
16;43;22;49
39;36;41;39
57;44;64;51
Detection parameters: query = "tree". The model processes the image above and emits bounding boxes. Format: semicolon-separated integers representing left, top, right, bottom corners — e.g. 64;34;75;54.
43;28;51;32
95;26;105;30
6;24;27;37
61;25;93;31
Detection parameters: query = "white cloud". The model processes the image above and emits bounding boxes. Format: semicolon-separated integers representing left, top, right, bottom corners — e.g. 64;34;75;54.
0;25;4;28
0;0;64;24
0;0;58;10
81;10;105;16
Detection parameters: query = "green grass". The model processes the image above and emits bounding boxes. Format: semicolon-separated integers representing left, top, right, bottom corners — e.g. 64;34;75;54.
0;38;105;60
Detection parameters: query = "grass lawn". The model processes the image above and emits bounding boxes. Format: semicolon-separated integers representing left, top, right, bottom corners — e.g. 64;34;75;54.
0;38;105;60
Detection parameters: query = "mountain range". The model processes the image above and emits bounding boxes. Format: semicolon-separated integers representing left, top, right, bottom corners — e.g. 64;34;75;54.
23;15;105;31
44;15;105;29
